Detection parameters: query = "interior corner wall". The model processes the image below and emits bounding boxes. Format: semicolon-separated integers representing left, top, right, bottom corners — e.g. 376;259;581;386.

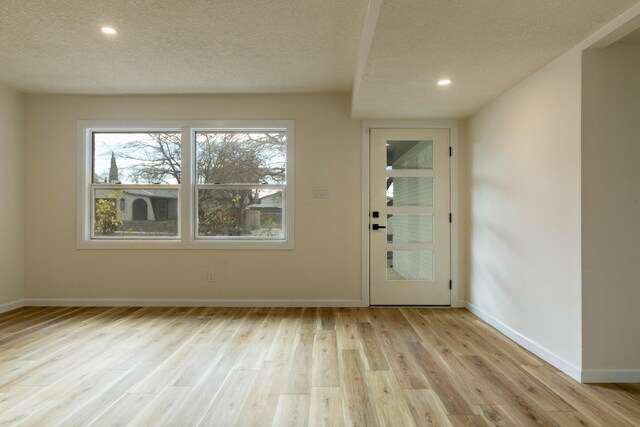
465;50;583;376
581;42;640;379
24;94;363;304
458;120;469;302
0;84;25;311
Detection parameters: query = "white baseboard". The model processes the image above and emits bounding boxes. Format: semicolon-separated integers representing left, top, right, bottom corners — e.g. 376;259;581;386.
464;301;582;382
23;298;367;308
0;299;24;314
581;369;640;383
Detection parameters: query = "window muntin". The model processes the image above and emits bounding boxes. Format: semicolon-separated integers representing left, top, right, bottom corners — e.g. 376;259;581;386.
194;130;287;241
91;132;181;240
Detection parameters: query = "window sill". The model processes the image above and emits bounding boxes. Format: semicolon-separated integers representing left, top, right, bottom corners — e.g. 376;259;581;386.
77;239;294;250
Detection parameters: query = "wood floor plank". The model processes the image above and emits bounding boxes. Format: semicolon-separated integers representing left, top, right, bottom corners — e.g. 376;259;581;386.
130;342;202;393
523;364;637;426
426;310;487;357
283;333;314;395
407;341;476;415
548;411;600;427
89;393;156;427
356;322;390;371
459;355;561;426
235;361;288;426
19;307;136;361
297;307;319;334
127;386;192;427
435;310;574;412
168;343;222;387
311;330;340;387
369;308;420;342
335;308;360;350
448;414;489;426
58;361;160;427
308;387;344;427
319;308;336;331
266;310;299;362
379;330;429;389
271;394;310;427
468;316;543;366
234;308;283;371
0;385;41;414
403;389;453;427
198;369;258;427
582;382;640;423
0;368;122;426
0;307;42;328
161;334;248;426
475;404;522;427
366;371;416;426
0;307;637;427
0;307;77;336
339;349;378;426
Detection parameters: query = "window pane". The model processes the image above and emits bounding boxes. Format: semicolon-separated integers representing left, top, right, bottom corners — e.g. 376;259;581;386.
93;189;179;238
386;177;434;206
387;214;433;243
386;140;433;170
387;251;434;281
195;131;286;184
198;189;284;239
93;132;181;184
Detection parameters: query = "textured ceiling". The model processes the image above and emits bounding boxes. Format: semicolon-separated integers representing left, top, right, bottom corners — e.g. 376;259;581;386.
352;0;640;118
0;0;369;94
621;26;640;40
0;0;639;118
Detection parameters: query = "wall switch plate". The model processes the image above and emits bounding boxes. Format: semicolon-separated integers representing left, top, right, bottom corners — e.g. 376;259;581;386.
313;186;329;199
207;271;215;282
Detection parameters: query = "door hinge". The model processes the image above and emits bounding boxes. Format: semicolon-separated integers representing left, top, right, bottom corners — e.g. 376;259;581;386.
449;213;452;223
449;146;452;157
449;280;452;290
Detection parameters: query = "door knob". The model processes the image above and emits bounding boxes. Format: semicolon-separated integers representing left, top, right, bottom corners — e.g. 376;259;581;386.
372;224;386;230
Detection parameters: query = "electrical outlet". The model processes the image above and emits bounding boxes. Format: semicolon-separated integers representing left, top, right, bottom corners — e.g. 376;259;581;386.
207;270;215;282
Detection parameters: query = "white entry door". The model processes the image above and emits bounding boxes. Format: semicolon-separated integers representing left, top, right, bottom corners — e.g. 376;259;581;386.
370;129;451;305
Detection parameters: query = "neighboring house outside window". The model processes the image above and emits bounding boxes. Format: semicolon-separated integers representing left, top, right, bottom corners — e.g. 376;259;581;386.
78;121;294;249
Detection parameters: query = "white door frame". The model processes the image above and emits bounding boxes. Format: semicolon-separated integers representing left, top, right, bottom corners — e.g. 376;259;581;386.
361;119;461;307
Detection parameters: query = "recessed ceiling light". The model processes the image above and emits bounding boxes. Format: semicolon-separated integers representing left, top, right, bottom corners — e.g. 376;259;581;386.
438;79;452;86
101;26;117;35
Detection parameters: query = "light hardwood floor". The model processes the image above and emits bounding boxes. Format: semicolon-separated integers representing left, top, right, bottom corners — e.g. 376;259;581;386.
0;307;638;426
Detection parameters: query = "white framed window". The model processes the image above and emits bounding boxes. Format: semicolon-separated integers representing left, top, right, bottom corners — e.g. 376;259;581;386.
77;121;294;250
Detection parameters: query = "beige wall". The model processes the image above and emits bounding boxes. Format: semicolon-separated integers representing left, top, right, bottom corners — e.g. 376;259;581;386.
0;84;25;309
458;121;469;302
466;51;583;371
582;41;640;373
24;94;363;303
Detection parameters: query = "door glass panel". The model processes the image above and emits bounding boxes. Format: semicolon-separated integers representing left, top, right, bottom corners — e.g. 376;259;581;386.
387;251;434;281
386;177;434;206
386;140;433;170
387;214;433;243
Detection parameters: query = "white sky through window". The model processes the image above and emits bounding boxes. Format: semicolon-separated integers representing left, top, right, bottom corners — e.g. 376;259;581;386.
93;133;181;184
